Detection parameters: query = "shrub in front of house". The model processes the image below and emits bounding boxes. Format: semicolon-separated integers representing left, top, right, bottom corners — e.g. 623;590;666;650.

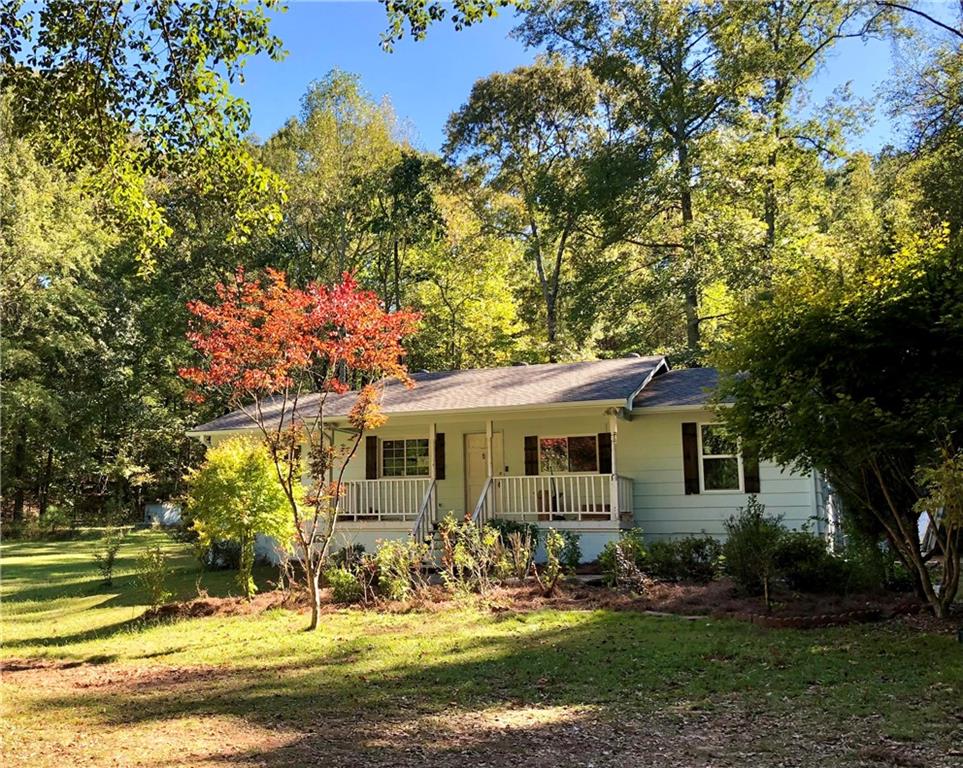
488;518;540;548
327;565;364;604
723;497;783;605
534;528;567;595
374;539;429;601
773;530;850;594
599;528;647;587
647;535;723;583
330;543;366;571
558;530;581;574
494;529;535;581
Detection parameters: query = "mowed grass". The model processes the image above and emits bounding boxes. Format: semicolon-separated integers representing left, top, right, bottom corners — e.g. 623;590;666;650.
1;530;961;767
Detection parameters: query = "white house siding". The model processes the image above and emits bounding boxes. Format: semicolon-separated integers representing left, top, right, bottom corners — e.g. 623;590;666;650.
619;408;817;540
209;404;818;562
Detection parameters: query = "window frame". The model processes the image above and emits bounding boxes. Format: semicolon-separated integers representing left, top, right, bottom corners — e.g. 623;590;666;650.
697;423;743;494
537;434;600;475
380;437;430;478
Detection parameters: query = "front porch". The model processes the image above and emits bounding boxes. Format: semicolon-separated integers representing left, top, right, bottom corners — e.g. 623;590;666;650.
336;473;635;529
333;412;636;553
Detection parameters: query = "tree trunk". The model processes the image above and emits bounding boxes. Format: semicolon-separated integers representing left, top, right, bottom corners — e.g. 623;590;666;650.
392;238;401;311
12;424;26;521
546;292;559;362
308;568;322;630
678;147;700;353
38;446;53;518
764;79;788;263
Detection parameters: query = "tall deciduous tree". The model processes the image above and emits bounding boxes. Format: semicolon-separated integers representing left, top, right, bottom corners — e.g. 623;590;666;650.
518;1;748;354
445;56;606;360
406;185;528;369
260;72;403;283
726;0;892;262
181;269;418;629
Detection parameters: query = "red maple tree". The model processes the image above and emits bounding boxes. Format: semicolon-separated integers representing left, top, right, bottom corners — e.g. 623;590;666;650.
181;268;418;628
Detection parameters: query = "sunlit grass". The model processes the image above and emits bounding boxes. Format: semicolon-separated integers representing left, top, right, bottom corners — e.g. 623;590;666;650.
1;531;960;766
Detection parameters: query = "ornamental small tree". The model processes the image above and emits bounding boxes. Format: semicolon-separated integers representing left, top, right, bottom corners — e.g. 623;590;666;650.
181;268;417;629
186;437;294;599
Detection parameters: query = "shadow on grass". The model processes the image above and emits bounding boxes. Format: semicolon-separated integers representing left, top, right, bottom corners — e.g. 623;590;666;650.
17;610;963;767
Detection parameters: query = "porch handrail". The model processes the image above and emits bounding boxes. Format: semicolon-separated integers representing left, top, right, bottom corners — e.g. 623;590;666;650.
411;479;437;543
475;474;631;523
339;477;429;521
471;476;494;527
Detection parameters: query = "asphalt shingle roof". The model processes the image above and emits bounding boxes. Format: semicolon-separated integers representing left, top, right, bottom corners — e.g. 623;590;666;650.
192;356;668;433
632;367;719;408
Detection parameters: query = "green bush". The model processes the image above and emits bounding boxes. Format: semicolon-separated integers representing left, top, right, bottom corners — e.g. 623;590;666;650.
558;530;581;573
38;505;77;540
676;536;723;583
330;543;366;571
836;531;915;593
599;529;646;586
534;528;566;595
723;497;784;605
137;545;172;610
645;540;679;580
438;514;500;594
647;535;723;583
93;526;125;585
185;437;294;598
774;530;849;593
327;566;363;604
374;538;428;601
488;518;540;548
494;529;535;580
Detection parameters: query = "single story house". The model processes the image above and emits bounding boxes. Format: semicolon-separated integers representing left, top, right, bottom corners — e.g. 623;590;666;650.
189;356;834;562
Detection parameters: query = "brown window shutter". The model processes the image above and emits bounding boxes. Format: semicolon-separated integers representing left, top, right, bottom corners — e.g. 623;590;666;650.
742;444;761;494
365;435;378;479
597;432;612;474
434;433;446;480
524;436;539;475
681;423;700;495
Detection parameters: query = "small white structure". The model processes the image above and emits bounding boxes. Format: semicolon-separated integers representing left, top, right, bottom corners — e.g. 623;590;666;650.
144;502;182;526
189;357;830;562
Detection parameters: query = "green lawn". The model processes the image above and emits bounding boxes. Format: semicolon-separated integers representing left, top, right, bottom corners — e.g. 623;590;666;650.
2;530;961;767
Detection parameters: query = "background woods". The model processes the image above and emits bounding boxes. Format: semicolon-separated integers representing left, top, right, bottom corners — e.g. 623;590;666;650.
2;0;961;527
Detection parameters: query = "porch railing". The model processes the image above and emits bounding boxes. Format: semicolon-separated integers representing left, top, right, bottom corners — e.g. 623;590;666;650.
473;474;634;525
410;480;437;543
338;478;430;522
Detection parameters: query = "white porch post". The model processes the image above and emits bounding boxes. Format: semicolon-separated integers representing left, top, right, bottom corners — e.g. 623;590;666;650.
429;422;437;480
608;412;618;522
485;420;494;478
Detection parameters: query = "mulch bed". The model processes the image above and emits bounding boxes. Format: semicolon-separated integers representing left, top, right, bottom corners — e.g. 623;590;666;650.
141;577;957;633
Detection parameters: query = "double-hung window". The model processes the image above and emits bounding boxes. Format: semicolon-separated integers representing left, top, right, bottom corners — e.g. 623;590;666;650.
538;435;598;473
699;424;741;491
381;439;429;477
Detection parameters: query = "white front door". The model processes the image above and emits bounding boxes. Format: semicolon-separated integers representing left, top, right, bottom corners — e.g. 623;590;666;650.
465;432;504;512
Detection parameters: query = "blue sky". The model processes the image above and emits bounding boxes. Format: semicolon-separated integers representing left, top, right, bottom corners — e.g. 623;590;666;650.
235;1;950;154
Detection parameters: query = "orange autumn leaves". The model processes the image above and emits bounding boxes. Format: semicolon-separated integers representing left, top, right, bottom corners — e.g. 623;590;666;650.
179;268;419;427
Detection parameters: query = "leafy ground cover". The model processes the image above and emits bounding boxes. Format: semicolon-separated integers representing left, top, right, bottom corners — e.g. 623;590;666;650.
2;530;961;767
